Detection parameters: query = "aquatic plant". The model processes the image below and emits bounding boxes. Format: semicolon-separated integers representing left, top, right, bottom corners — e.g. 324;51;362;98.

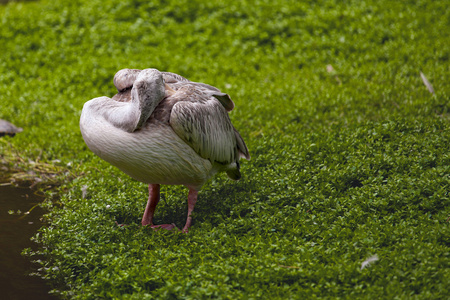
1;0;449;298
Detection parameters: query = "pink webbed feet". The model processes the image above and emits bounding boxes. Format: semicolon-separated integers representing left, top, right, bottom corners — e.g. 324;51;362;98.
149;223;178;231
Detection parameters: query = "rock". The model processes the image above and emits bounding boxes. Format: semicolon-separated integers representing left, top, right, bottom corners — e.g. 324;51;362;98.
0;119;23;137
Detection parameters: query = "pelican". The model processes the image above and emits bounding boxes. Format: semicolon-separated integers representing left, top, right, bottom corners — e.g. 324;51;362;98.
80;68;250;232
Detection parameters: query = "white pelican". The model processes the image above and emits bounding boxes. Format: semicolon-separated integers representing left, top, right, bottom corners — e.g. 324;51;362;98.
80;68;250;232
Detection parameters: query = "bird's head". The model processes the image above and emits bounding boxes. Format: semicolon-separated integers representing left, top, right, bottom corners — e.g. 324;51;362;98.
132;68;166;129
113;69;141;92
133;69;165;103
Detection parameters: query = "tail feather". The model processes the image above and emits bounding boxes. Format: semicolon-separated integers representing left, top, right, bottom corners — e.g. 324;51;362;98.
234;128;250;160
226;162;242;180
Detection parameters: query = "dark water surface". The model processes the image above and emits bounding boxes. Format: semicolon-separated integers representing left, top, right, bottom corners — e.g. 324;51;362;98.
0;0;38;4
0;185;58;300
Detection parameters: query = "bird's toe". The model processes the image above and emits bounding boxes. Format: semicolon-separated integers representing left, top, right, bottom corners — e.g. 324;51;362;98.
150;223;178;231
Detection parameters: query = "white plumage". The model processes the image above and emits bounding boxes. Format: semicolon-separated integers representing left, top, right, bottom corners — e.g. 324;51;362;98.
80;68;249;232
360;255;379;270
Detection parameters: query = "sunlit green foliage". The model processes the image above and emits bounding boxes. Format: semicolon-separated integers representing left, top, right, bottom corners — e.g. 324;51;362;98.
1;0;449;298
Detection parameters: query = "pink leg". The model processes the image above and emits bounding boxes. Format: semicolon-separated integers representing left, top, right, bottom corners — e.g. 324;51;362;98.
141;184;160;226
182;189;198;233
141;184;176;230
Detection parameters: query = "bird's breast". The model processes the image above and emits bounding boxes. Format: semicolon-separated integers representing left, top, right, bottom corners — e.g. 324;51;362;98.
80;113;213;189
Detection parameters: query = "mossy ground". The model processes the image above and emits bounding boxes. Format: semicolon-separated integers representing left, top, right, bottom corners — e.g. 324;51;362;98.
1;0;449;299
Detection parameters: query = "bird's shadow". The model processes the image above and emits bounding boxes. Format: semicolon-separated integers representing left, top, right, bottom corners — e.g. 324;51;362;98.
111;177;249;229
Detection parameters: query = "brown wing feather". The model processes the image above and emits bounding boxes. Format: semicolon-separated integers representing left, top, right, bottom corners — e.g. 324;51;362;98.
110;71;244;159
169;87;238;164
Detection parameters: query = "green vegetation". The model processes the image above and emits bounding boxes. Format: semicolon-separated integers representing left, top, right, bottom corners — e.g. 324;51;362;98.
1;0;449;298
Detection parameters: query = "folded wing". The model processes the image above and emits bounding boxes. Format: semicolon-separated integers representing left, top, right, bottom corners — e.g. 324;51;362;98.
169;87;238;164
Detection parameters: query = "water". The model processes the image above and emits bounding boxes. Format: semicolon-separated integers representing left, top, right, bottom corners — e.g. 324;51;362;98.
0;185;58;300
0;0;38;4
